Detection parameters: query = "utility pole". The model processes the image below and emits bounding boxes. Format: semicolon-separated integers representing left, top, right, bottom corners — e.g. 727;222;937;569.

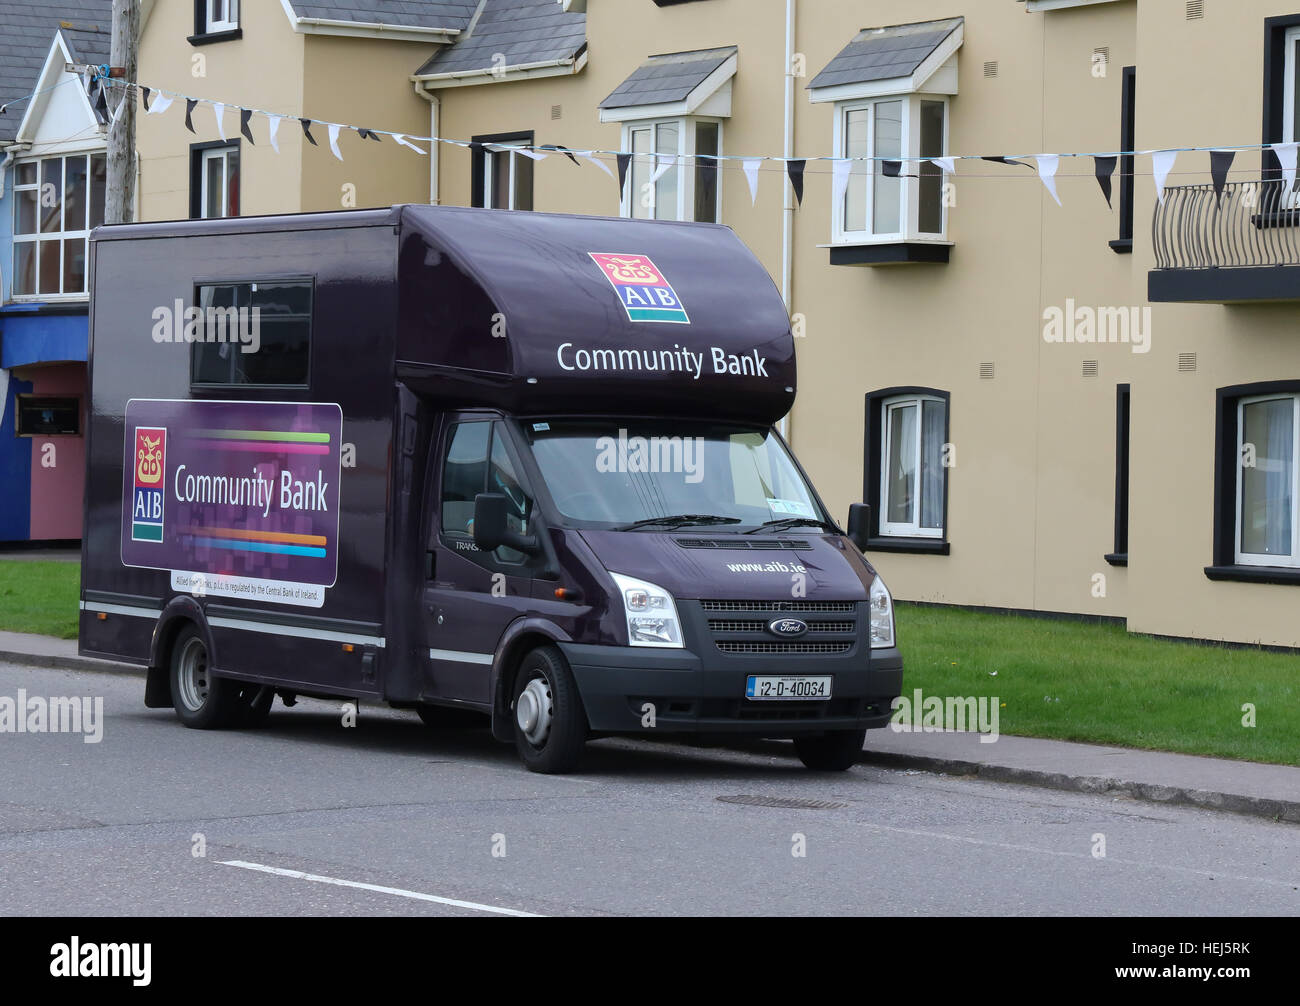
105;0;138;224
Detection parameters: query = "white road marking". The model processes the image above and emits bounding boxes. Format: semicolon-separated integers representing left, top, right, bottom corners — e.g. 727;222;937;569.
218;860;542;917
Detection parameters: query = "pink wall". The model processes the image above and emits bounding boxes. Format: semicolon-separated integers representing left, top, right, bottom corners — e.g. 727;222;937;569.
17;363;86;540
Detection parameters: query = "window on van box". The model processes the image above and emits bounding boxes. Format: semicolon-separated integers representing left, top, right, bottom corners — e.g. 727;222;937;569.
190;280;311;387
880;394;946;539
1236;394;1299;566
440;421;535;565
11;153;106;298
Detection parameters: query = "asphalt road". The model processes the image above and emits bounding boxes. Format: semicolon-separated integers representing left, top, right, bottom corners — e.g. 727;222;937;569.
1;661;1298;916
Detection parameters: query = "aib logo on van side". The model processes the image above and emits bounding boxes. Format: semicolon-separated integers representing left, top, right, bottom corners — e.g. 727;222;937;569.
589;253;690;325
131;427;166;543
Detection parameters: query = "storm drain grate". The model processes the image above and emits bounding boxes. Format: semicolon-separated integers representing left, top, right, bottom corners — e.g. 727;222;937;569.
716;794;848;810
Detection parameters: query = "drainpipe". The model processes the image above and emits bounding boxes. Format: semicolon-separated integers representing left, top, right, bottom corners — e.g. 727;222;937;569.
779;0;796;441
413;83;441;205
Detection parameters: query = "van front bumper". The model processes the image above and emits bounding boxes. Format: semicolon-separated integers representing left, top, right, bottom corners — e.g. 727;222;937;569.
559;641;903;735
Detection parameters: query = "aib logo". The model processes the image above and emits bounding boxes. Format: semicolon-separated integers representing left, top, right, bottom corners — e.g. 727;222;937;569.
589;253;690;325
131;427;166;542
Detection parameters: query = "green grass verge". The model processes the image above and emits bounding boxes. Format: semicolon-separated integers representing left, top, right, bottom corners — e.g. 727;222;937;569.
895;602;1300;766
0;560;81;640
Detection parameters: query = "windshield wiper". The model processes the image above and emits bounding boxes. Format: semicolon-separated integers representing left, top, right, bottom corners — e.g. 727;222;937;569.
620;514;742;532
744;517;839;535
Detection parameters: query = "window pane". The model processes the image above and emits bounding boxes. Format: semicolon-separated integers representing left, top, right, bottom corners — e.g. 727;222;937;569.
226;149;239;216
490;428;534;563
1293;39;1300;142
40;159;63;233
490;150;511;208
13;242;36;296
844;108;869;233
694;121;719;223
65;155;88;231
919;100;945;234
442;422;491;537
655;121;679;221
873;101;903;234
513;150;534;211
63;238;86;293
631;128;652;219
89;154;107;228
920;400;946;529
39;239;61;294
205;154;224;218
886;403;917;525
192;281;310;386
1240;398;1295;557
16;187;37;235
16;161;36;186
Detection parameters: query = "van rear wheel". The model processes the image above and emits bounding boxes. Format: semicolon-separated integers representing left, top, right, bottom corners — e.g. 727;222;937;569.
794;729;867;771
170;626;240;729
511;646;587;774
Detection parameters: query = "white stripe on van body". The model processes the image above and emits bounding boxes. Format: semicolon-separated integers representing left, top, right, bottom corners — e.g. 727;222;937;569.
428;648;494;665
79;602;386;648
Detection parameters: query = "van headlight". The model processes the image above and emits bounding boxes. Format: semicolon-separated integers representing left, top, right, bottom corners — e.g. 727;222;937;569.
869;575;895;648
610;572;683;648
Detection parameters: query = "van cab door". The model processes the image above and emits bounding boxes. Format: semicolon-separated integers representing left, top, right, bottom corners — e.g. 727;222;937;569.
423;415;541;704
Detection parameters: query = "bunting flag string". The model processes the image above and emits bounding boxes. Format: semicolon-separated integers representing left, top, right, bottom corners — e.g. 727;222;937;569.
1210;150;1235;205
1093;156;1117;208
743;158;761;205
786;159;805;205
1035;154;1061;207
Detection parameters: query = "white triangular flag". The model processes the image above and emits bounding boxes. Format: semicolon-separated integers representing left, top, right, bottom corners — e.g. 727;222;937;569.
327;123;343;161
579;151;614;178
514;146;546;161
831;158;852;212
1035;154;1062;206
1151;149;1178;205
650;153;675;186
267;114;282;154
393;133;428;155
148;92;173;115
1272;141;1298;197
213;102;226;141
743;158;761;205
930;156;956;175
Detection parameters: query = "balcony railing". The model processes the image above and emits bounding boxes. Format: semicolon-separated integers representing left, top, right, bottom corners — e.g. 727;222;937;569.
1153;178;1300;270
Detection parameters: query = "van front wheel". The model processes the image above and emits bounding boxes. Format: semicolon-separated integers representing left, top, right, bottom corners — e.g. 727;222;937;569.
794;729;867;771
170;627;239;729
511;646;587;774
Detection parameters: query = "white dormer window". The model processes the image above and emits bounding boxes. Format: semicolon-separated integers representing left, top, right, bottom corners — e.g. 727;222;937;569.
206;0;239;33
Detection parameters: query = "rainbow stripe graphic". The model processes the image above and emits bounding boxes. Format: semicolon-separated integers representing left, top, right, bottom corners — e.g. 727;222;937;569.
186;429;332;455
187;526;328;559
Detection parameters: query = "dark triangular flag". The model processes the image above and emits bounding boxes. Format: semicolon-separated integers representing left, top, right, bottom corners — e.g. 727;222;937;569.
1210;150;1235;206
357;128;382;142
786;159;806;205
982;155;1031;168
881;159;919;179
240;108;255;144
1093;155;1117;208
300;118;317;146
555;145;580;166
141;86;152;112
184;98;198;133
616;152;632;196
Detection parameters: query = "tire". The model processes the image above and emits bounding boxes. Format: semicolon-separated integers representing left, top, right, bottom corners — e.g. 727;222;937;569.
794;728;867;771
169;626;240;729
416;704;486;729
511;645;588;774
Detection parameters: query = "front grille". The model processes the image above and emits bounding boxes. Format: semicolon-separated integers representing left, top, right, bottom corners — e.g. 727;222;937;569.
700;599;855;613
716;641;852;654
677;538;812;550
708;619;856;634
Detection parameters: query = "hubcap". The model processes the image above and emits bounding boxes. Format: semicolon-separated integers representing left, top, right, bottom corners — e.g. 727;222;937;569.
176;638;210;712
515;675;553;746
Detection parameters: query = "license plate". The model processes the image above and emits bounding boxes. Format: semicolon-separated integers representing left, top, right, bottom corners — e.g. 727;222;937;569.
745;675;832;701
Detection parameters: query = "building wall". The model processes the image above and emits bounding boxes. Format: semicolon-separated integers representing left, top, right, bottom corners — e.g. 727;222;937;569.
18;362;85;540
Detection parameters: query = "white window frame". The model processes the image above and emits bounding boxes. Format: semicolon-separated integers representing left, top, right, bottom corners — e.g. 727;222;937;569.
482;143;531;210
1234;393;1300;568
206;0;239;32
1284;26;1300;144
620;116;723;223
831;94;949;245
199;145;239;219
880;394;946;539
10;151;102;302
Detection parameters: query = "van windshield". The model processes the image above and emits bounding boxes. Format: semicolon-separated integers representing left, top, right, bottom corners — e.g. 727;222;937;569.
521;420;829;531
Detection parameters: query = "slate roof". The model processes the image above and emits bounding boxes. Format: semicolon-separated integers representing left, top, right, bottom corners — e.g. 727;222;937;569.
413;0;585;77
807;17;963;91
0;1;111;143
288;1;479;31
598;46;736;110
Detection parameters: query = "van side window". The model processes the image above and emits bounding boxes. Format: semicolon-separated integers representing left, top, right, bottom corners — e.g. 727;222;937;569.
191;279;311;387
441;421;491;538
489;424;534;564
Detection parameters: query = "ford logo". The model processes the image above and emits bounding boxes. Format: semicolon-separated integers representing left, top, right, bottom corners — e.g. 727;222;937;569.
767;617;808;638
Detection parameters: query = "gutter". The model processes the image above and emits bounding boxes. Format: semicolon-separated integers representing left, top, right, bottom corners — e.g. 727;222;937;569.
412;54;585;86
279;2;462;44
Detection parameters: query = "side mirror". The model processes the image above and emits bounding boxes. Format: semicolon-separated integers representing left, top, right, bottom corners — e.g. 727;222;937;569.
846;503;871;552
473;492;538;554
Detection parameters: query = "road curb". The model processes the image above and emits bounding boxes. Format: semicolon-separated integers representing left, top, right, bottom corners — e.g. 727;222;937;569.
0;648;141;676
863;750;1300;824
